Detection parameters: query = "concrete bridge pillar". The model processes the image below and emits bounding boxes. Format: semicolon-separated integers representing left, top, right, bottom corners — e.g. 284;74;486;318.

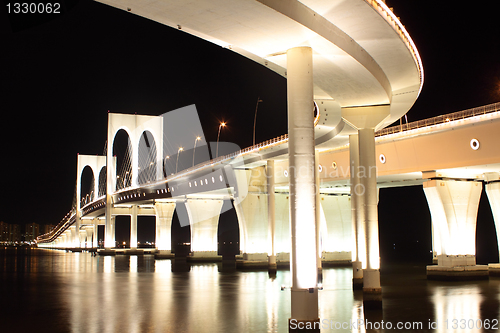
154;201;176;258
423;177;487;279
130;205;138;249
349;134;364;289
70;226;77;249
85;226;94;249
342;105;390;309
485;173;500;253
268;160;277;273
75;213;82;248
79;230;87;249
185;199;223;259
485;173;500;275
319;194;352;266
234;166;269;267
62;230;69;248
275;192;291;262
104;216;115;249
287;46;319;327
92;219;98;248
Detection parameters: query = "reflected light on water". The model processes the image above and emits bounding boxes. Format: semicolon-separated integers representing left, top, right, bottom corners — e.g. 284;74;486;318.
320;267;365;333
3;250;500;333
433;285;482;333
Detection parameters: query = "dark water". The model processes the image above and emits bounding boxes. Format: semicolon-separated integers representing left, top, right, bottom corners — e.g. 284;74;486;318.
1;248;500;332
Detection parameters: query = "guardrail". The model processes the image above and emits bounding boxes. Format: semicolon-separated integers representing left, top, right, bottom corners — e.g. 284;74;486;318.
375;102;500;137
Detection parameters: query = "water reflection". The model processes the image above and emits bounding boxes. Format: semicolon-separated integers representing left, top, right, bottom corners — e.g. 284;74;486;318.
1;250;500;332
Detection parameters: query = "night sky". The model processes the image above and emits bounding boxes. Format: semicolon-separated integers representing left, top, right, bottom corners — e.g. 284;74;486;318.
1;1;500;261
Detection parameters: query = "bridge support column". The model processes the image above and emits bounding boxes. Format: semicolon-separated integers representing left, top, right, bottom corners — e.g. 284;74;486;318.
60;233;67;248
342;105;390;309
423;177;488;280
104;215;115;249
154;201;176;259
268;160;277;273
63;230;70;248
485;174;500;275
75;215;82;248
359;128;382;308
79;230;86;250
275;193;291;264
349;134;364;289
69;226;77;249
319;194;352;266
186;199;223;260
92;219;98;248
130;205;138;249
315;151;322;280
234;166;269;268
85;227;93;249
286;46;319;330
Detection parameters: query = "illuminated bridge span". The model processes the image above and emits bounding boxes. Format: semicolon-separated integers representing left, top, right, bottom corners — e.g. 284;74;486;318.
36;0;500;321
38;102;500;294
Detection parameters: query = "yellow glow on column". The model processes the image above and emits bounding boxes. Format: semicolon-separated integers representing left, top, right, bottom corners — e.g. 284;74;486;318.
155;202;175;251
187;200;223;253
293;162;317;289
486;182;500;255
424;180;481;256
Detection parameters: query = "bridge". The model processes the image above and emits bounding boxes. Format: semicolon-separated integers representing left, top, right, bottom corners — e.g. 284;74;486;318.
35;0;499;326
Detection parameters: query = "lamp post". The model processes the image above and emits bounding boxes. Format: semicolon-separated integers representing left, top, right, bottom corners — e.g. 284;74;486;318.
175;147;183;173
193;136;201;167
164;155;170;176
216;122;226;158
253;97;263;146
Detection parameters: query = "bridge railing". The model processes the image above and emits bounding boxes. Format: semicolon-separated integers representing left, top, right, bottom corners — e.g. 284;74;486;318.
376;102;500;137
160;134;290;183
36;208;75;243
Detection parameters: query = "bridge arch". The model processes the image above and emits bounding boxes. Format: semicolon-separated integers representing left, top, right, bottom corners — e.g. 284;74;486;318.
80;166;95;206
76;154;106;210
98;166;106;197
106;113;164;191
138;130;158;185
112;128;133;190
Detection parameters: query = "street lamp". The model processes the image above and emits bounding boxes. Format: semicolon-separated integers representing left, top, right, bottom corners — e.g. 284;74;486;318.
175;147;183;173
253;97;263;146
193;136;201;167
216;122;226;158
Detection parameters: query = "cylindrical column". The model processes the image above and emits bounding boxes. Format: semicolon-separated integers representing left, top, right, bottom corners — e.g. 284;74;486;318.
92;219;98;248
267;160;277;272
359;129;379;270
358;128;381;308
349;134;364;289
70;226;77;249
105;200;113;248
75;214;81;248
105;216;115;249
287;46;319;326
315;150;322;279
130;205;138;249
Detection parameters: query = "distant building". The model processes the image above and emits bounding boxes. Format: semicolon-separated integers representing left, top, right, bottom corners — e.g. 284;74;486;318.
25;223;40;242
0;222;21;243
0;221;9;242
9;224;21;243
